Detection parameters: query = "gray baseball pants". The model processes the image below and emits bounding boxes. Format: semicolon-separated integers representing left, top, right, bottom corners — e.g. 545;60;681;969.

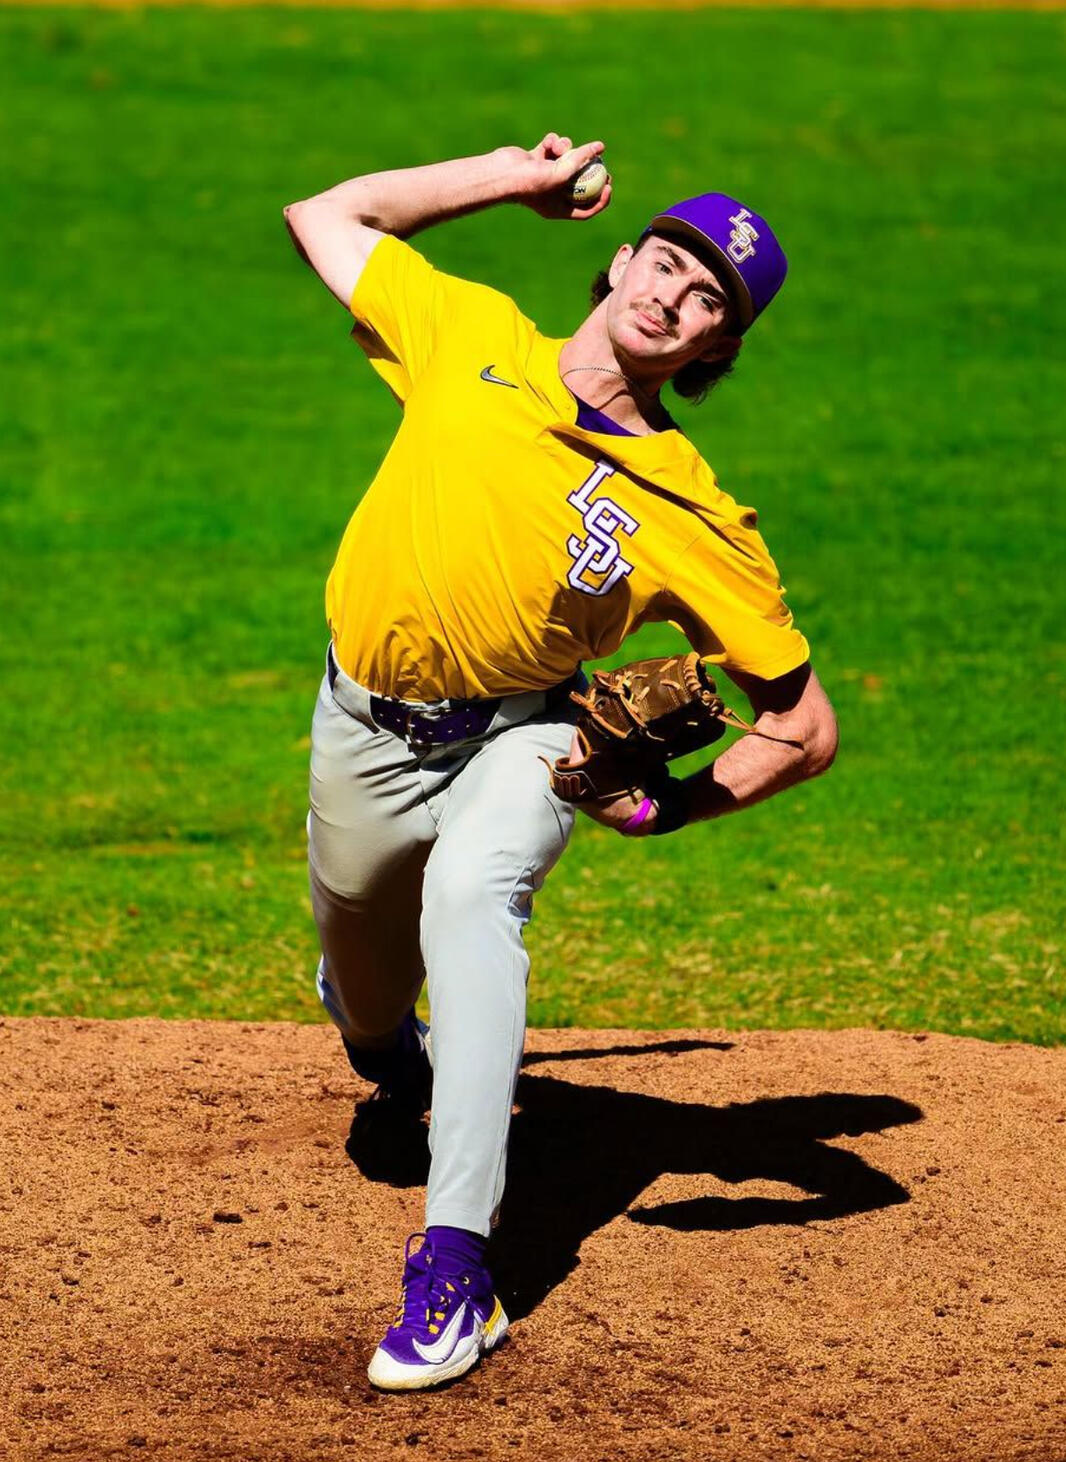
307;654;578;1237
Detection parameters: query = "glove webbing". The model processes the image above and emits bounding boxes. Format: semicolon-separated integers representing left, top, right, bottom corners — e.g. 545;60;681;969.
571;677;797;749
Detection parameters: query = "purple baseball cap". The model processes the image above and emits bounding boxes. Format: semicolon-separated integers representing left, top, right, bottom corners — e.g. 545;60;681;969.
643;192;787;332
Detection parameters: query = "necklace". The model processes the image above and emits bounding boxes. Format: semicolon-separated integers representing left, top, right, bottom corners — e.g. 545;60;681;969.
563;365;628;379
563;363;644;388
561;364;660;408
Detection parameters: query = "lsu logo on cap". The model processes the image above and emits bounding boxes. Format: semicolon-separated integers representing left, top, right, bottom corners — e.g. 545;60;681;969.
727;208;759;264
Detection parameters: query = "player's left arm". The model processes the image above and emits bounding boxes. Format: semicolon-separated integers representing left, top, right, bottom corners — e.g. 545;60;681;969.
566;659;836;836
682;661;838;822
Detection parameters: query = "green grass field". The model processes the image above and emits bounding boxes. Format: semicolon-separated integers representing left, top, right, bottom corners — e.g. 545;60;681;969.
1;6;1063;1041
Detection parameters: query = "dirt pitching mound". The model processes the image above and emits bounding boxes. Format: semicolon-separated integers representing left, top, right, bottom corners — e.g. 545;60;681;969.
1;1019;1064;1461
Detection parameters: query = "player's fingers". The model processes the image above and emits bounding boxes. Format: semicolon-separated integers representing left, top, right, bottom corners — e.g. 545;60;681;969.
570;139;606;171
570;177;613;221
557;135;573;154
551;140;604;182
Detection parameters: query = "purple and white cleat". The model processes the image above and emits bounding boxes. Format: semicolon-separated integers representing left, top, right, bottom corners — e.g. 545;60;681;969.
367;1233;509;1391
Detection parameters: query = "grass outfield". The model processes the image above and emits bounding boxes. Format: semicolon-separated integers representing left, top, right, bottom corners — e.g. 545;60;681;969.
1;7;1063;1041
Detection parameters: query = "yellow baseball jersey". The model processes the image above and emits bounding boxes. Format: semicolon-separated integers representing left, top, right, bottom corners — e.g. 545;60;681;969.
326;235;809;701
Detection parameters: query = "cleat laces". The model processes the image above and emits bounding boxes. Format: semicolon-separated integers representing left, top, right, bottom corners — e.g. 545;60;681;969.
390;1233;468;1340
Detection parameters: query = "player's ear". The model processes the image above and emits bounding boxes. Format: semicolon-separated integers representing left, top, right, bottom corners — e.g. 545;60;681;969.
607;243;634;290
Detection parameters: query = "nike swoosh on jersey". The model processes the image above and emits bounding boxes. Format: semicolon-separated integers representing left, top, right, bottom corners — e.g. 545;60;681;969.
479;365;518;389
411;1301;469;1364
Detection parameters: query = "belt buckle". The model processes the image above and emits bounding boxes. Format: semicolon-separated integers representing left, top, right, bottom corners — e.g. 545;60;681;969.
405;706;440;751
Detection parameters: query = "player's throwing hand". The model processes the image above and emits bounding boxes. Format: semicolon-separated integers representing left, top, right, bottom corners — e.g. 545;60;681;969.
496;133;613;221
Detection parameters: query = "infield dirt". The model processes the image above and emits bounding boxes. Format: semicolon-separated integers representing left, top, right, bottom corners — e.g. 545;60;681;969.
1;1019;1064;1460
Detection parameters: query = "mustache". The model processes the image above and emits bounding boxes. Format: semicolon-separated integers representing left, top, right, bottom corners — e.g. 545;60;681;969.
632;303;676;335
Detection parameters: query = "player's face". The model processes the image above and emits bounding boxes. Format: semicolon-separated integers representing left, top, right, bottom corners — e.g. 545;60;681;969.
605;236;737;379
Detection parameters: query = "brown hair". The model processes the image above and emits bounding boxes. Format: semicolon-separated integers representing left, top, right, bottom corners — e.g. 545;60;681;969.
589;237;741;405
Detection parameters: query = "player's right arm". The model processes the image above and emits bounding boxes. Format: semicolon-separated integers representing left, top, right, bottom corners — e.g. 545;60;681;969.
282;134;611;307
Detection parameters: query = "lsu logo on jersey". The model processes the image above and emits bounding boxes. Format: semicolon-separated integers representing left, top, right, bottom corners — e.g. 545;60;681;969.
565;461;640;597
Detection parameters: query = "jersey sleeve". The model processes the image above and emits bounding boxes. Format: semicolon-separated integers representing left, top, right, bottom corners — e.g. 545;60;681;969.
654;525;810;681
348;235;486;403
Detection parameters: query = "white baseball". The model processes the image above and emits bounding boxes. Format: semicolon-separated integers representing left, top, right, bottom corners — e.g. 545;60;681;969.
568;160;608;205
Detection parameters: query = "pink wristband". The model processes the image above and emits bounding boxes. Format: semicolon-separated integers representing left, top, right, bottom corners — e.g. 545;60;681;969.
622;797;655;834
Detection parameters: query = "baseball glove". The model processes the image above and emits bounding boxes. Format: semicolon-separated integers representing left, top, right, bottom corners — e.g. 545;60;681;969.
544;651;751;815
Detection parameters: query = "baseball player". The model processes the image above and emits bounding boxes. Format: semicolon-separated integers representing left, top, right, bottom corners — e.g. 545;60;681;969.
283;132;837;1391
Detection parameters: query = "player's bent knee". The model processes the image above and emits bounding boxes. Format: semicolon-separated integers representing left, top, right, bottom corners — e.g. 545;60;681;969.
317;954;419;1047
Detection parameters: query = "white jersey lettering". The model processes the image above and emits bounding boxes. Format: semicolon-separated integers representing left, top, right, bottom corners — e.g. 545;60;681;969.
565;462;640;598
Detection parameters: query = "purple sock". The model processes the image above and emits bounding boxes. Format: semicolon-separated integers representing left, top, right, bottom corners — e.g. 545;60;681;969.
426;1225;487;1277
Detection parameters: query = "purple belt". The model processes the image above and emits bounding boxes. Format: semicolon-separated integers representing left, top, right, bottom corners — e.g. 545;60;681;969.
327;646;580;751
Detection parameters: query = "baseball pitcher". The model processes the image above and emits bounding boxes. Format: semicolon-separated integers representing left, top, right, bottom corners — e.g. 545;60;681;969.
283;132;838;1391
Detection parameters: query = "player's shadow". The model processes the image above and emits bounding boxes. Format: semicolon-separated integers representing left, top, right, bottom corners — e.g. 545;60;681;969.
492;1041;923;1321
